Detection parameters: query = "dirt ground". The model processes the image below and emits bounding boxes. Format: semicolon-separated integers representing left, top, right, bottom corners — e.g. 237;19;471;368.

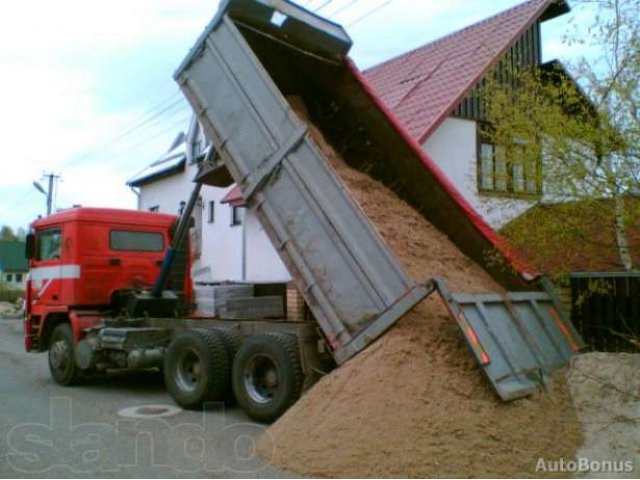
567;352;640;479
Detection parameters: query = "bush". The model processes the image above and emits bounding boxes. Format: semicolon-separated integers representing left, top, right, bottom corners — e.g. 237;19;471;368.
0;286;24;304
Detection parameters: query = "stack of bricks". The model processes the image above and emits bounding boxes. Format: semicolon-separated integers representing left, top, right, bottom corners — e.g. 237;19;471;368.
286;284;307;322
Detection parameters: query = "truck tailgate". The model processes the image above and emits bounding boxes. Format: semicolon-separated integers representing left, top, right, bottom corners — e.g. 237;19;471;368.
435;278;584;400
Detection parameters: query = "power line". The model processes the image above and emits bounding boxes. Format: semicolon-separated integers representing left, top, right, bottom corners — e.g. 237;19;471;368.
70;91;187;165
71;100;190;165
102;97;187;147
347;0;397;26
71;0;393;171
325;0;360;17
98;89;183;145
101;115;192;167
314;0;336;13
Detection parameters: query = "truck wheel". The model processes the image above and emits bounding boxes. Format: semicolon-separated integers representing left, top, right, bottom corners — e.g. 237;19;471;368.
164;329;230;409
232;333;303;423
48;324;82;386
215;328;243;404
215;328;242;360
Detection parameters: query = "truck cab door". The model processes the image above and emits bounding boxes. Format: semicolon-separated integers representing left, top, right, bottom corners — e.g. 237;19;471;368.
31;227;64;306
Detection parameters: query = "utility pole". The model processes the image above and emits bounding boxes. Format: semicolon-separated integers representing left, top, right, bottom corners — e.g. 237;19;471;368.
33;173;60;216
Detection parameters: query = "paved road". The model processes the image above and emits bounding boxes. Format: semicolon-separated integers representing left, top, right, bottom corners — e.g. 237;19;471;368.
0;317;293;478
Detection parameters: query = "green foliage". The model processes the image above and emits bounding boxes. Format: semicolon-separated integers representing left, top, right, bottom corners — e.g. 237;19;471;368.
1;226;17;242
484;0;640;272
0;285;24;304
0;226;26;242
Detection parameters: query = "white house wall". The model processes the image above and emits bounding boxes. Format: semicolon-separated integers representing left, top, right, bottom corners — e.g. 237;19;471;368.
245;212;290;283
137;161;290;284
197;184;244;283
137;171;191;216
422;117;535;229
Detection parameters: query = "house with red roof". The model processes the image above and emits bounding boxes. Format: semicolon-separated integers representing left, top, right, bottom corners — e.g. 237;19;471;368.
365;0;571;227
128;0;573;292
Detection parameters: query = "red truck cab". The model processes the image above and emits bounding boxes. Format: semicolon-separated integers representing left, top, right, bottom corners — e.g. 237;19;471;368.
24;207;180;352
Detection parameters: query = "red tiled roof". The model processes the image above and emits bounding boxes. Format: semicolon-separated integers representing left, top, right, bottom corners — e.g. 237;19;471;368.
220;184;246;206
364;0;568;143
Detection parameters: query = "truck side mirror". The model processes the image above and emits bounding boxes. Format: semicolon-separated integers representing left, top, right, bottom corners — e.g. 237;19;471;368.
25;233;35;259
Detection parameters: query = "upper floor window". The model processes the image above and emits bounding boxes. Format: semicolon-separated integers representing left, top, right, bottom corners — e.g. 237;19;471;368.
478;141;541;196
149;205;159;213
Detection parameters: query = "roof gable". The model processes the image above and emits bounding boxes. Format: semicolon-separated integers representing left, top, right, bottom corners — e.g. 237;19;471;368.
127;134;187;188
364;0;569;143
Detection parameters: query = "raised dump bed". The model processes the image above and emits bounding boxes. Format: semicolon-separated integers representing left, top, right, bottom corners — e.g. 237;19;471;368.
174;0;583;392
175;0;431;364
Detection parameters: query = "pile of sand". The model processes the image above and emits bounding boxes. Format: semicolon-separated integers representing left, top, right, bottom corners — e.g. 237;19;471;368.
256;100;583;477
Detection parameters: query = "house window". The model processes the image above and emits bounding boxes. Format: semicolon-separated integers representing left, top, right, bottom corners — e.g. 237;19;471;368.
230;206;243;226
6;273;12;283
149;205;159;213
208;201;215;223
478;141;541;196
15;273;22;283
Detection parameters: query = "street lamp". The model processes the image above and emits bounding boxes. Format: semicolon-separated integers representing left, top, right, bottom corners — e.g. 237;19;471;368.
32;181;46;196
32;177;53;215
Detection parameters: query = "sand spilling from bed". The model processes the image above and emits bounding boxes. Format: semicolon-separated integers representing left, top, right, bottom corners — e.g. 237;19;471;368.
255;99;582;478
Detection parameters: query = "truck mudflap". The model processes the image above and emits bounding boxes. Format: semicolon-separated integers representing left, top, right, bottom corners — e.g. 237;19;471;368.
434;278;584;401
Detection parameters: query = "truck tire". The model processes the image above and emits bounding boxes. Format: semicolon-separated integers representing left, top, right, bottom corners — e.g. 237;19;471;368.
48;324;82;386
214;328;243;404
164;328;230;409
232;333;303;423
215;328;242;359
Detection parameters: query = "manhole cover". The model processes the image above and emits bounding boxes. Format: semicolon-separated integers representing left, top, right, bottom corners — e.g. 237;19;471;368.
118;404;182;419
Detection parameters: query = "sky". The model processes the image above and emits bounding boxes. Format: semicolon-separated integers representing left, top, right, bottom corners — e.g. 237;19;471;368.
0;0;594;232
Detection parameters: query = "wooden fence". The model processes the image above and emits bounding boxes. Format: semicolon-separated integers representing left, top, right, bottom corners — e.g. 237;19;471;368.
570;272;640;352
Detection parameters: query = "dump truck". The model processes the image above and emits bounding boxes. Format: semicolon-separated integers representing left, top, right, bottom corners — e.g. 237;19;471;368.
23;0;584;422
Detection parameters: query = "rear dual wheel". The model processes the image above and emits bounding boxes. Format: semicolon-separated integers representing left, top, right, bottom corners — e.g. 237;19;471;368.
232;333;303;423
163;328;231;409
164;329;305;422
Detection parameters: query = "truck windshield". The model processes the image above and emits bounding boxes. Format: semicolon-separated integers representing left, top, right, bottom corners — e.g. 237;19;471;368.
110;230;164;252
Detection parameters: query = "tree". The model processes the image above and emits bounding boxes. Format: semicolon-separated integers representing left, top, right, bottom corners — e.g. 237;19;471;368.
1;226;18;242
481;0;640;278
0;226;26;242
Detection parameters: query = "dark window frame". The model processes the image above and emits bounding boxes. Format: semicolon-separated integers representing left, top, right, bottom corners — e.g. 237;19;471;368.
208;201;215;224
477;129;542;198
230;205;243;227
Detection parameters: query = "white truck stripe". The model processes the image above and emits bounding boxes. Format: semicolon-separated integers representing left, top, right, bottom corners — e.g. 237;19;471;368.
30;265;81;288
